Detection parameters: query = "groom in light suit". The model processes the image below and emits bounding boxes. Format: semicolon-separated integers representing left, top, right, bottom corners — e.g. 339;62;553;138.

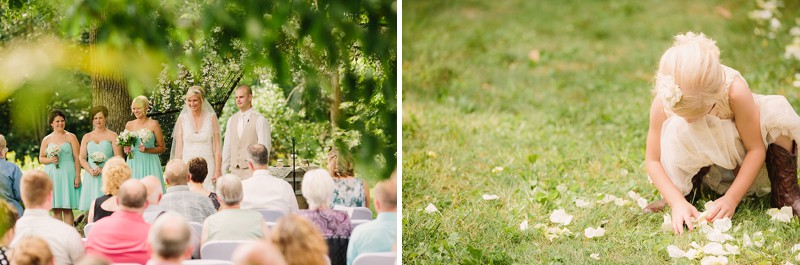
222;85;272;180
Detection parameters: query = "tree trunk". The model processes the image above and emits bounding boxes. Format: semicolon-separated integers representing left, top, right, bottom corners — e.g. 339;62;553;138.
89;22;130;134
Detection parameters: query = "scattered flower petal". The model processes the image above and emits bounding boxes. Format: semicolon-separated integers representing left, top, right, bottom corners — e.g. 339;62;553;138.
713;218;732;232
614;198;628;206
684;249;699;260
627;190;641;201
792;243;800;253
703;242;729;256
424;203;439;213
753;232;765;247
667;245;686;258
662;213;673;231
549;209;573;226
520;220;529;231
575;199;593;208
556;184;567;193
491;166;504;173
700;255;728;265
533;223;547;229
724;244;739;255
743;233;753;248
768;206;793;222
584;227;606;238
590;253;600;260
482;194;499;201
636;198;648;209
597;194;618;204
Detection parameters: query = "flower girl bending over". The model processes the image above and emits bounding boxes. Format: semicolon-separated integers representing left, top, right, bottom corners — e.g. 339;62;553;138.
644;32;800;234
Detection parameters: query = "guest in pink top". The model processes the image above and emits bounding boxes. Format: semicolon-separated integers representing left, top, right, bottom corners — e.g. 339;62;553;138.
85;179;151;264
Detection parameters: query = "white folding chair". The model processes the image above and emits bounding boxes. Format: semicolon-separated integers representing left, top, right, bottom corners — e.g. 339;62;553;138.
353;252;396;265
255;209;285;223
181;259;234;265
200;240;247;260
84;223;94;238
351;219;370;229
351;207;373;220
188;222;203;258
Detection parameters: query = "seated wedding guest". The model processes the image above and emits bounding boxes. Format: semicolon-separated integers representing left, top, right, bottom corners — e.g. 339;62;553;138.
187;157;220;210
146;212;193;265
141;176;167;223
12;236;53;265
202;174;267;246
327;149;370;208
232;241;287;265
346;177;397;265
241;144;298;214
88;157;131;223
12;170;85;265
271;215;328;265
160;159;216;223
0;134;23;215
298;169;352;237
75;255;110;265
85;179;150;265
0;201;18;265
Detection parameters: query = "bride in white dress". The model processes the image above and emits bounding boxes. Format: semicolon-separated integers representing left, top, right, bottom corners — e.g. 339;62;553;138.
171;86;222;191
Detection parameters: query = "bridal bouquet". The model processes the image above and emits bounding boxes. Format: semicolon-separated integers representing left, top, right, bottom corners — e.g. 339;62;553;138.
45;145;61;168
117;130;135;159
90;152;107;166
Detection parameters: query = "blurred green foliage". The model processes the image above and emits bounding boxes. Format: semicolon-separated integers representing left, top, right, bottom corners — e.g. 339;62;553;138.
0;0;397;180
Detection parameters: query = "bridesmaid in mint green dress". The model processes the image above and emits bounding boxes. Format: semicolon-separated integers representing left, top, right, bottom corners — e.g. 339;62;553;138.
125;96;167;192
78;106;123;211
38;109;82;225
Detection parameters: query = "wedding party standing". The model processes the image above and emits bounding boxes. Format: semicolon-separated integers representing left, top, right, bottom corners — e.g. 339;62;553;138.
171;86;222;191
38;110;81;225
222;85;272;180
78;106;122;211
125;96;166;192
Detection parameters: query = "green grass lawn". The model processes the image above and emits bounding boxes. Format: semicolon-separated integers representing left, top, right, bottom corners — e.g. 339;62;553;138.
402;0;800;264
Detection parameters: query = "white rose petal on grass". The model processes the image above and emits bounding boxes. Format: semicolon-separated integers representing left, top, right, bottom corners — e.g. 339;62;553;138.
549;209;573;226
584;227;606;239
636;198;648;209
713;218;732;232
491;166;504;173
482;194;499;201
627;190;641;201
520;220;529;231
792;243;800;253
424;203;439;213
667;245;686;258
796;252;800;261
575;199;592;208
556;184;567;193
589;253;600;260
724;244;740;255
785;262;796;265
700;256;728;265
597;194;618;205
703;242;729;256
684;249;700;260
768;206;793;222
614;198;629;206
705;228;734;243
662;213;673;231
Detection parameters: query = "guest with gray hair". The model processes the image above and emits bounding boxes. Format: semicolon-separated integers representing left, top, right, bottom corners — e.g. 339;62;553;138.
159;159;216;223
147;212;193;265
0;133;23;215
201;174;268;246
298;169;352;237
141;175;167;223
240;144;298;214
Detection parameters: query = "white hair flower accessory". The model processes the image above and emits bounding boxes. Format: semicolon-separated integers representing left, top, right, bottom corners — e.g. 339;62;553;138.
656;73;683;108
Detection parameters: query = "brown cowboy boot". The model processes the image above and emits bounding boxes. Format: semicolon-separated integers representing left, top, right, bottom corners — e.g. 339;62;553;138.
766;142;800;216
644;166;711;213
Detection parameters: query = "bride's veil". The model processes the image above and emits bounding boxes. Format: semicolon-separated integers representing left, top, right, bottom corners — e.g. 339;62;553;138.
169;97;216;161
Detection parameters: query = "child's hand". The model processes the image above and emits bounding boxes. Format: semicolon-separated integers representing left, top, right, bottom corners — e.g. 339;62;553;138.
671;200;700;234
705;195;738;221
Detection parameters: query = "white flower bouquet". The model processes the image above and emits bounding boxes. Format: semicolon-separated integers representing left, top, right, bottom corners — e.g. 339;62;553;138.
136;128;152;146
117;130;136;159
90;152;107;166
45;144;61;168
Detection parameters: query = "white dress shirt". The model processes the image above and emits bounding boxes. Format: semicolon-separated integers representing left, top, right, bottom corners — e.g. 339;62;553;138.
222;108;272;174
12;209;85;265
240;169;299;214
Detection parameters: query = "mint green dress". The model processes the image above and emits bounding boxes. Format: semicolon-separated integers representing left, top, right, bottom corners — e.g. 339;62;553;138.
44;142;81;209
127;131;165;192
78;140;113;211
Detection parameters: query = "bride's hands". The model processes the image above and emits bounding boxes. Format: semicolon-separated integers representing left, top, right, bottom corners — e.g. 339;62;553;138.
671;199;700;235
